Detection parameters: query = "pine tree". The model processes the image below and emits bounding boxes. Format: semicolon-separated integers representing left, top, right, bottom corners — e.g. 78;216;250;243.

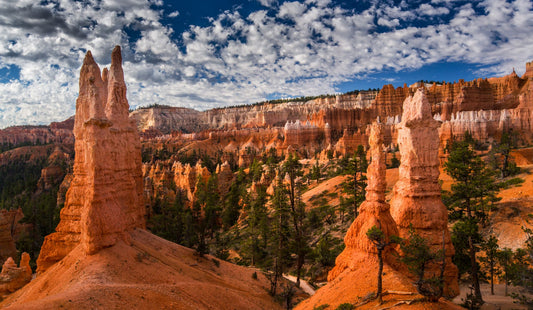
366;225;397;304
480;235;499;295
282;153;309;287
341;145;367;219
192;174;221;256
268;175;291;296
398;226;446;301
444;133;500;304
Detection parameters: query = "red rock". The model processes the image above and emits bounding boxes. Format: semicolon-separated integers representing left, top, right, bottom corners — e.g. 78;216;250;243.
328;122;399;281
216;161;234;196
389;89;459;297
37;46;145;273
0;211;18;264
0;253;32;295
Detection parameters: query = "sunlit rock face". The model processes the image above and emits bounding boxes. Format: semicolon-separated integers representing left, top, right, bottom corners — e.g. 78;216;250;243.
37;46;145;273
390;89;459;298
0;253;32;295
327;122;399;281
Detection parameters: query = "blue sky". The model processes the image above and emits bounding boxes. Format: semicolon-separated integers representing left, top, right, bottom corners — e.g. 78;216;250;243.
0;0;532;128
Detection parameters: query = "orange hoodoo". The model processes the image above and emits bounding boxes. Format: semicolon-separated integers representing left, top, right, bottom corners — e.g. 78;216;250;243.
36;46;145;273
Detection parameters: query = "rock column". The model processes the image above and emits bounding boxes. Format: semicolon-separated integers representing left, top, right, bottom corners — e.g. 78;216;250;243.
37;46;145;273
328;122;398;280
390;89;459;297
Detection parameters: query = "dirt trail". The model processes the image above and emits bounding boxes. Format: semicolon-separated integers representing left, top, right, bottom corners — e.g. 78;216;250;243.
283;274;316;295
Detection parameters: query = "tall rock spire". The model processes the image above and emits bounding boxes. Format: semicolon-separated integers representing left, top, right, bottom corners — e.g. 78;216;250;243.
327;121;398;280
390;88;459;297
37;46;145;273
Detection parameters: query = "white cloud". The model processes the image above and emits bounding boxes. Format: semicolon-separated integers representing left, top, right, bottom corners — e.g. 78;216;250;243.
257;0;277;8
168;11;179;18
0;0;532;128
417;3;450;16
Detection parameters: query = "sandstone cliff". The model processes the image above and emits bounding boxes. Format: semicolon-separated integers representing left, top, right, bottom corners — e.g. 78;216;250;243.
130;105;206;134
0;118;74;147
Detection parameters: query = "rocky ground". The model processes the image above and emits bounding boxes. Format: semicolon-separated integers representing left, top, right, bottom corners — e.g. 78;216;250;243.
0;229;284;309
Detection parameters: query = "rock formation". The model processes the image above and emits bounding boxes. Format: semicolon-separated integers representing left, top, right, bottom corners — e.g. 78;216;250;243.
389;89;459;297
0;212;19;264
0;118;74;146
142;160;212;208
0;253;31;296
328;121;399;280
216;161;234;196
130;106;206;134
37;46;145;273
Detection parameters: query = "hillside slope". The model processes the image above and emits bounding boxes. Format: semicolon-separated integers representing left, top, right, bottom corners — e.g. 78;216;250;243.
1;229;281;309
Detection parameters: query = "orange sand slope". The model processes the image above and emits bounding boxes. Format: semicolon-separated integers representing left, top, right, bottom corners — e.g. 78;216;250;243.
0;229;281;310
295;257;462;310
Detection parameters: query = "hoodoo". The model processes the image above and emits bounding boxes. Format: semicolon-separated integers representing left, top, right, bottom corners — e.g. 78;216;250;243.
297;90;461;309
1;47;282;310
36;46;145;273
295;122;416;309
327;122;399;280
390;88;459;297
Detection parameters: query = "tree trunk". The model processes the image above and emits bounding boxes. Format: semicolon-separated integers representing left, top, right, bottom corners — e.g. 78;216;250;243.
469;236;483;303
490;260;494;295
377;247;383;304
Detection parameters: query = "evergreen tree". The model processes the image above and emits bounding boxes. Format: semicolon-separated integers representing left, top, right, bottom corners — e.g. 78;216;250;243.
497;248;513;296
282;153;309;287
192;174;221;256
309;160;321;182
444;133;500;304
480;235;499;295
268;175;292;296
148;190;187;244
366;225;397;304
221;169;246;229
341;145;367;219
397;227;446;301
242;185;269;267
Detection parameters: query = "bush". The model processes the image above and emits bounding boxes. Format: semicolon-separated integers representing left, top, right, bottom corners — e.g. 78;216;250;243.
335;303;354;310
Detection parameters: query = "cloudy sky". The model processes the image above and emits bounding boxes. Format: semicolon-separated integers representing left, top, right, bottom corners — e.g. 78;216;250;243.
0;0;532;128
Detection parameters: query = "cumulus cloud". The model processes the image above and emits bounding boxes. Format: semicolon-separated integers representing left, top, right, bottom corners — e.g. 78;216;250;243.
0;0;532;128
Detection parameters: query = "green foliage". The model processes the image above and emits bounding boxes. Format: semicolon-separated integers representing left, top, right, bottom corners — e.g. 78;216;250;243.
340;146;367;220
499;177;525;189
313;234;338;267
309;160;321;182
480;235;500;295
335;303;354;310
192;174;221;256
134;103;172;110
268;176;292;295
221;170;246;228
388;152;400;169
445;133;502;304
366;226;386;245
488;130;521;178
148;190;188;244
397;226;445;301
366;225;398;304
313;304;329;310
241;185;270;267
